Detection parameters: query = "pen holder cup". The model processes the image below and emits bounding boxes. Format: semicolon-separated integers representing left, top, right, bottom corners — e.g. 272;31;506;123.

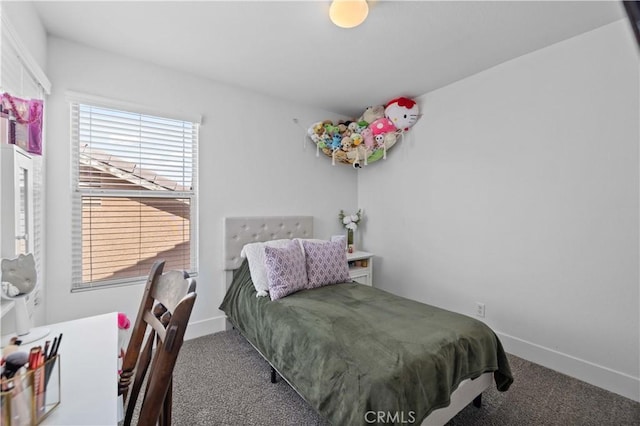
1;354;61;425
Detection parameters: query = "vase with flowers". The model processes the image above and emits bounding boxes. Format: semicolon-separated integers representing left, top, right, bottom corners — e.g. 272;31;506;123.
338;209;362;253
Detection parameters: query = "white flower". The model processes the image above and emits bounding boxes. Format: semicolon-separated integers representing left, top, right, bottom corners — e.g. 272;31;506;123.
339;209;362;232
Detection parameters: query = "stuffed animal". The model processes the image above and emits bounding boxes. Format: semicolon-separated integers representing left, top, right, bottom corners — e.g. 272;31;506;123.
324;123;340;136
370;117;396;136
347;145;368;168
385;97;420;131
319;132;331;145
330;134;342;151
367;148;385;163
341;136;353;151
334;150;347;162
361;128;375;150
347;147;362;159
307;126;320;143
384;132;397;149
362;105;385;124
117;312;130;374
308;98;419;166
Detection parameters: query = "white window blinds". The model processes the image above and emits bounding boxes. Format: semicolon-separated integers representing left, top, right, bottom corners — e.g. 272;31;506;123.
71;102;199;290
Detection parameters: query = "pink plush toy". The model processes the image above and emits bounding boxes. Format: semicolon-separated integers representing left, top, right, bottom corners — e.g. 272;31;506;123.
361;128;375;150
385;97;420;131
118;312;130;330
117;312;131;374
370;117;396;136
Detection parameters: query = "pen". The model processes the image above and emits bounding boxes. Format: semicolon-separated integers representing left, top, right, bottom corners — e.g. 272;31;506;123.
43;340;50;360
51;333;63;358
47;337;57;361
45;333;62;386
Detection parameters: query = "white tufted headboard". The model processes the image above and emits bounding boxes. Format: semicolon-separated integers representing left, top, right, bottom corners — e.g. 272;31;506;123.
223;216;314;270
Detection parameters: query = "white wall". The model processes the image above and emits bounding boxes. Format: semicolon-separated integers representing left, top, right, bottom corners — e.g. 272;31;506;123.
358;20;639;401
44;37;357;338
8;3;638;402
1;1;47;71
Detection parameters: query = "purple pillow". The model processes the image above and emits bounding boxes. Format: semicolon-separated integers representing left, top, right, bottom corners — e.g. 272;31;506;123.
264;240;308;300
301;238;350;288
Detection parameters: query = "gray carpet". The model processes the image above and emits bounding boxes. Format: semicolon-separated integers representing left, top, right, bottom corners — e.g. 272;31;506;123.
170;330;639;425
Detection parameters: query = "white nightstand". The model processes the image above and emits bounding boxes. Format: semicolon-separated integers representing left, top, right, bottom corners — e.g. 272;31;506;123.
347;250;374;286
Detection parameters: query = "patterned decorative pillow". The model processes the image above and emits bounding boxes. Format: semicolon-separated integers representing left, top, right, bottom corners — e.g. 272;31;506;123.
264;240;309;300
301;237;350;288
241;239;292;297
296;238;330;255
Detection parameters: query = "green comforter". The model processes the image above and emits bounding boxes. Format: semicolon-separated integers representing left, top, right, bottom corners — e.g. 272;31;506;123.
219;260;513;425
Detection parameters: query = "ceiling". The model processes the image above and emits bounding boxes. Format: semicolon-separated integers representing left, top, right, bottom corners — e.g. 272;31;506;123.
33;1;626;117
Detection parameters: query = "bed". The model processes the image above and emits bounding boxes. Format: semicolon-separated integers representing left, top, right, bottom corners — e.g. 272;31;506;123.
219;216;512;425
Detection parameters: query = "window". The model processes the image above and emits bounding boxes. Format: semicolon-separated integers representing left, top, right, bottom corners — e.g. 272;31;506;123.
1;14;51;299
71;101;198;290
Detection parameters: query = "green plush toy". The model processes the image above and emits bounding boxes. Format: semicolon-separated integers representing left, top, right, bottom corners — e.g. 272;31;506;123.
324;123;340;136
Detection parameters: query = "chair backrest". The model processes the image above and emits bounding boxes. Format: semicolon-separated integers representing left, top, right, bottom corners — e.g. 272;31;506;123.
119;260;197;426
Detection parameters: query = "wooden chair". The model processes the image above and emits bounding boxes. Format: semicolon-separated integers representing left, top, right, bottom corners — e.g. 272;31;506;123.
118;260;197;426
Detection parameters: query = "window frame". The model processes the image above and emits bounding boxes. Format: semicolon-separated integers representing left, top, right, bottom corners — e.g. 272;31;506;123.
69;94;200;291
1;13;50;307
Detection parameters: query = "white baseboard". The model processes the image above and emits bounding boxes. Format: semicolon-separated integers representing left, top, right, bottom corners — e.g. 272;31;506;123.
496;331;640;402
185;315;227;341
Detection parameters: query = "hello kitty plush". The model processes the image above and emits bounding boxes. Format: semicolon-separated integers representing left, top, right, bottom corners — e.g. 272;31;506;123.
385;97;420;131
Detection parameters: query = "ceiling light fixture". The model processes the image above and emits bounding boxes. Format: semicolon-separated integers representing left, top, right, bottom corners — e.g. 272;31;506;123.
329;0;369;29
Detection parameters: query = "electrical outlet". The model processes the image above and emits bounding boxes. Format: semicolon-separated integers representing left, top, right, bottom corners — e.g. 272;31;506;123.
475;302;485;318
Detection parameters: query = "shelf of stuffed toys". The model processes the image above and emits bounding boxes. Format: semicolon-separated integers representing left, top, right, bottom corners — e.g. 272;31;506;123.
306;97;421;168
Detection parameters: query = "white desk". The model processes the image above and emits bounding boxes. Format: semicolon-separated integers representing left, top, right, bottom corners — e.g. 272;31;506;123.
24;312;119;425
